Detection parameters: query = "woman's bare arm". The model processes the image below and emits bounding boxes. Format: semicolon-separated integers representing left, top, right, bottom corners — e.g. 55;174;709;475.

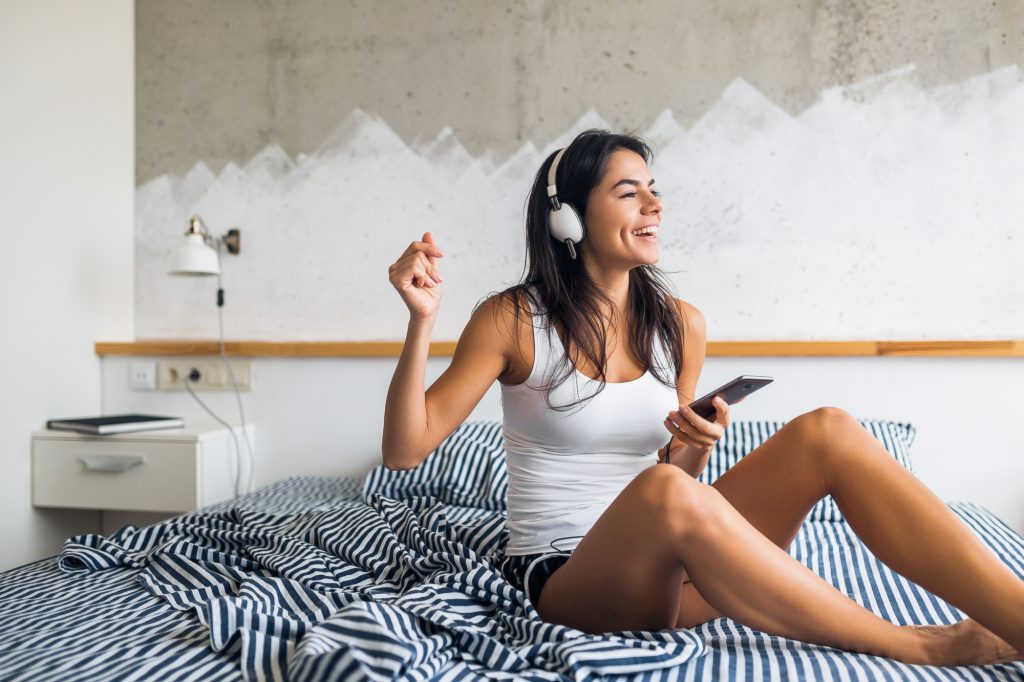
660;300;713;477
382;313;437;468
382;295;514;470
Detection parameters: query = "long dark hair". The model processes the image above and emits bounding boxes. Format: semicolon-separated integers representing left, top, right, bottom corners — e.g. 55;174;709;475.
480;128;687;412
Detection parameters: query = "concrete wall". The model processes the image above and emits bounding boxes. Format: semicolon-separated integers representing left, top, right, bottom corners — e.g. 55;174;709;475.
0;0;134;570
136;0;1024;182
134;2;1023;342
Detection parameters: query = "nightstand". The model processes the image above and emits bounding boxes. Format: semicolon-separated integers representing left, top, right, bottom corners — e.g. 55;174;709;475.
31;423;255;517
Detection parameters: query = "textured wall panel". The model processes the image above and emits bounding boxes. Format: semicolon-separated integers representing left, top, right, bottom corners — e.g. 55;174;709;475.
137;67;1024;341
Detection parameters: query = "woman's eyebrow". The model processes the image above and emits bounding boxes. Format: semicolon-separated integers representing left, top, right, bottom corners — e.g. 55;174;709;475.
610;178;656;191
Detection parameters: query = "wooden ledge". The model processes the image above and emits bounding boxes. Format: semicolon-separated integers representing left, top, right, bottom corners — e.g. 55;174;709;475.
95;340;1024;357
94;340;427;357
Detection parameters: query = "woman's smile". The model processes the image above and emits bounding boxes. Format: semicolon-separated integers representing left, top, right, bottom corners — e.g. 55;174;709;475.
630;225;659;243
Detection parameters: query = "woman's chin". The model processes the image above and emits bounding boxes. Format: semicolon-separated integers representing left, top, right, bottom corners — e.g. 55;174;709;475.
634;245;660;265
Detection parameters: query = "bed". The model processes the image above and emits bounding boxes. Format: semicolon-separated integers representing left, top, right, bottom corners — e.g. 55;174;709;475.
1;418;1022;681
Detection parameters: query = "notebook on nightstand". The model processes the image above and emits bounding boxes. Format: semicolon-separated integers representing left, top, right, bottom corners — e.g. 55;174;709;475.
46;414;185;435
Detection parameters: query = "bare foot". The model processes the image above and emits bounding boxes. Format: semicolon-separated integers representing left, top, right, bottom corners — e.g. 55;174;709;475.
908;619;1020;666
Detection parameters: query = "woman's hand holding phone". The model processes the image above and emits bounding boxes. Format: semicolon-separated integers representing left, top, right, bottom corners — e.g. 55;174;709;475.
662;376;774;452
388;231;445;320
664;397;729;450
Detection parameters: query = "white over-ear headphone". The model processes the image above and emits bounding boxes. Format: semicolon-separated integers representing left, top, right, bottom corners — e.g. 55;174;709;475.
546;147;585;260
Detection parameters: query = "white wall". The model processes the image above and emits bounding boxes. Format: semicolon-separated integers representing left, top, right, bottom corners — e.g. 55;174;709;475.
0;0;134;570
103;354;1024;535
133;68;1024;344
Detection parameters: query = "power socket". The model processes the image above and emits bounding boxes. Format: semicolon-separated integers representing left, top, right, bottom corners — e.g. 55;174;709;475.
157;360;253;391
129;361;157;390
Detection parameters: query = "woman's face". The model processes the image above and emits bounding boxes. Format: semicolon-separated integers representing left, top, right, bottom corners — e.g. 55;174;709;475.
581;149;663;268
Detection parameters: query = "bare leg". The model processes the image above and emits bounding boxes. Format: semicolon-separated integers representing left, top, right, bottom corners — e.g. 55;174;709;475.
813;408;1024;653
703;407;1023;661
538;465;941;663
665;475;945;662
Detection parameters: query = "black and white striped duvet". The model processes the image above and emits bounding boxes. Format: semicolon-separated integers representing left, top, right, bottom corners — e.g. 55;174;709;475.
1;471;1023;678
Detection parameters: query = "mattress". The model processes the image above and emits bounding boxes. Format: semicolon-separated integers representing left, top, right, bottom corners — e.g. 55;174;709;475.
0;475;1022;681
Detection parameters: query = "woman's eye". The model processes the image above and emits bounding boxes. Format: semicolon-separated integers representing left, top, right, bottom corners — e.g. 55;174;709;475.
620;190;662;199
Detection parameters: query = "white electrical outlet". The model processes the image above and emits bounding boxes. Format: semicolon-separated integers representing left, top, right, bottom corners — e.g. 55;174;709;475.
157;360;253;391
129;361;157;390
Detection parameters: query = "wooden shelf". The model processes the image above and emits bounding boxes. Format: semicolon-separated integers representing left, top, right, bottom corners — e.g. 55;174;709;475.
95;339;1024;357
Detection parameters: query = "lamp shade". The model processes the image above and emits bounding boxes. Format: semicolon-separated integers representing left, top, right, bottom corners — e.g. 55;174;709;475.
168;233;220;276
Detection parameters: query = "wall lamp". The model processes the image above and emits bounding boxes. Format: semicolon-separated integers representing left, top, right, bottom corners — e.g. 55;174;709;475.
167;215;241;277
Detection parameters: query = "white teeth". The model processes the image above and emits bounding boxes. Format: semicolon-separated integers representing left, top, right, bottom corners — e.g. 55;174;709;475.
631;227;658;236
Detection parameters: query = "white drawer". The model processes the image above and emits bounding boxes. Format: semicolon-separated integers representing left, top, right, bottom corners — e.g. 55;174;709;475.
33;437;200;512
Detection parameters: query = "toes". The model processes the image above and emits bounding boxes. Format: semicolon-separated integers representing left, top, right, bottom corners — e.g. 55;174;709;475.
994;644;1021;664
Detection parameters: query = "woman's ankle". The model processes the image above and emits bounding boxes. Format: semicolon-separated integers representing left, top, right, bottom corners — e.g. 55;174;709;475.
882;627;935;665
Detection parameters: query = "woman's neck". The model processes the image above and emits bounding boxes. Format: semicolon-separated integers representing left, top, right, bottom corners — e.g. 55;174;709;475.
592;277;630;328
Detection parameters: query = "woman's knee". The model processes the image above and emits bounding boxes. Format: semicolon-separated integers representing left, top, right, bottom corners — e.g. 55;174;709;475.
795;405;858;432
786;406;859;453
639;465;727;538
790;406;871;473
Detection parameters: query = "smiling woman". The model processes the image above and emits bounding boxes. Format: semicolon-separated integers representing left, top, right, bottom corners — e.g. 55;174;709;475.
587;152;664;255
382;128;1024;665
489;131;686;415
614;177;663;241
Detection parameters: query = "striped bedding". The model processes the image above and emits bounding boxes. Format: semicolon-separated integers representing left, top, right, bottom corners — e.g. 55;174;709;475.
1;448;1023;679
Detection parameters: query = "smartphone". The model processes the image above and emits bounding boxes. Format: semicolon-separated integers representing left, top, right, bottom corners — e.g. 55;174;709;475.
687;375;774;422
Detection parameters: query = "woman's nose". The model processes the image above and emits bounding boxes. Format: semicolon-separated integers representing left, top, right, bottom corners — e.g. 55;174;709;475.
645;193;662;214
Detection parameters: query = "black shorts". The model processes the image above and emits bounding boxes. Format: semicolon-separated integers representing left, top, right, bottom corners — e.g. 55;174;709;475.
499;551;571;605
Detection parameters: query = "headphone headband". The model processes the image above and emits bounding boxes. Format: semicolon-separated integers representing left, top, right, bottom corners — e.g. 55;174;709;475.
544;145;584;260
546;147;567;210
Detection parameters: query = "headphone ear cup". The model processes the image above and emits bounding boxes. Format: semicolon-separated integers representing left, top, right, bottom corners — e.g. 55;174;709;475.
547;203;585;244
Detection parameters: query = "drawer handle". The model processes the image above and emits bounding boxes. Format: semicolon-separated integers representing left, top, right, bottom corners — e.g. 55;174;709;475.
78;454;147;473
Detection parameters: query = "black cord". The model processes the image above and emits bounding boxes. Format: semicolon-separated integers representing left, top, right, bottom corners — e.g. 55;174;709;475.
548;535;583;553
661;437;672;465
212;244;256;492
183;376;243;497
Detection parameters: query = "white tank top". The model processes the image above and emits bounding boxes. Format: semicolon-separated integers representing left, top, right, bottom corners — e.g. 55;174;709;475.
500;287;680;555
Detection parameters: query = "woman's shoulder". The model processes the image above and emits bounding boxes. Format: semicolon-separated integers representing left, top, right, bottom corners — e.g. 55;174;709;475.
476;288;536;385
668;297;706;338
479;287;535;324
